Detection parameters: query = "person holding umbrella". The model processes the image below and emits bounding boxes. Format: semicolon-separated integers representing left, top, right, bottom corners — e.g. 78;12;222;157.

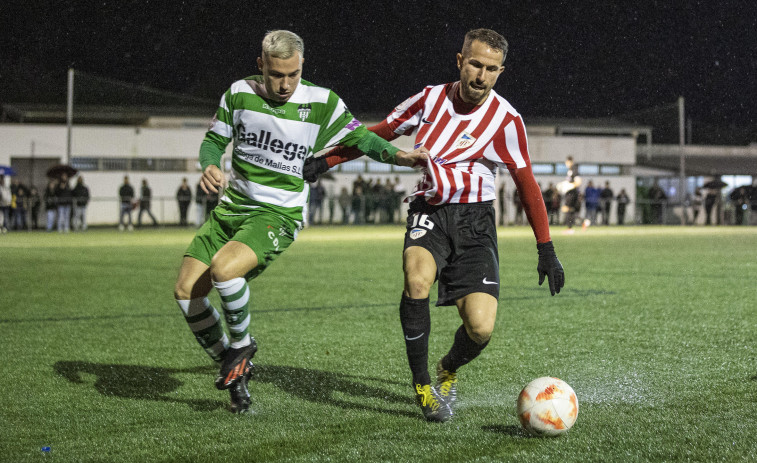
703;177;727;225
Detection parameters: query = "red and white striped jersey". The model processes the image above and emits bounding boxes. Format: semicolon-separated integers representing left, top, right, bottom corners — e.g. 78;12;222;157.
386;82;530;205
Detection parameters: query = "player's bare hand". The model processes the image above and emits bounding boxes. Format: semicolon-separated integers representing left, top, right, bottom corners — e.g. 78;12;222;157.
201;165;225;194
396;146;430;167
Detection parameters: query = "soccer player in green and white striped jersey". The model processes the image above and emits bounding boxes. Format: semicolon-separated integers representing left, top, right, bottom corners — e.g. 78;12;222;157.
173;30;428;413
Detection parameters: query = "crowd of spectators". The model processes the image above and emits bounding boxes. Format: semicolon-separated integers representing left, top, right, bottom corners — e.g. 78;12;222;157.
307;175;406;225
1;173;755;230
1;173;88;233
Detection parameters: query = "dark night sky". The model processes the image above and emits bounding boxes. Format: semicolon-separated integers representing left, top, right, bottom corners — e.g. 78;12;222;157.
2;1;756;143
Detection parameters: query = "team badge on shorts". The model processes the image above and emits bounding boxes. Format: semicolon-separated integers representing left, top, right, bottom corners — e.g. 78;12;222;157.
454;131;476;149
409;228;427;239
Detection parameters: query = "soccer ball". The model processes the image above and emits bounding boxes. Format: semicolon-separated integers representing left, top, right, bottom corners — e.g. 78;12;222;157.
517;377;578;436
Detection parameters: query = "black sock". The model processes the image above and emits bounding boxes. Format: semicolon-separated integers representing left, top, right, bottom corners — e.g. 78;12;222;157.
399;294;431;386
441;325;489;373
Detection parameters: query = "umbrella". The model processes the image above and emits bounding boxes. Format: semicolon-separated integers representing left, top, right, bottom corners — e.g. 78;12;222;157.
47;164;78;179
0;165;15;176
702;179;727;189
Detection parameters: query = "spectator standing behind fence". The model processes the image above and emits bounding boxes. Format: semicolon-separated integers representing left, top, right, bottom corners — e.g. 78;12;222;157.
137;179;158;227
56;174;73;233
308;179;325;225
195;181;207;226
616;188;630;225
599;181;614;225
545;182;562;226
351;185;364;224
72;176;90;231
0;175;10;233
29;186;41;230
703;184;720;225
560;156;582;233
118;176;135;231
176;178;192;226
750;180;757;225
512;188;523;225
692;187;703;224
10;177;27;231
497;180;507;226
44;180;57;231
729;186;749;225
548;185;561;225
338;187;350;224
12;183;27;231
583;180;600;226
647;180;667;225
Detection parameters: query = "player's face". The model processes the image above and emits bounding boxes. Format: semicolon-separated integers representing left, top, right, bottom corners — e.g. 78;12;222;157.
457;40;505;105
257;52;303;103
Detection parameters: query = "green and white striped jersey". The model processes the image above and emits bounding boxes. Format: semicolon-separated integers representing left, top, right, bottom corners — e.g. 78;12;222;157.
201;75;395;227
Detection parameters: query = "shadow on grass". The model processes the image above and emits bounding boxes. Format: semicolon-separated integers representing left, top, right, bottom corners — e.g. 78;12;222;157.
482;424;531;437
53;361;226;412
253;364;417;419
54;361;417;418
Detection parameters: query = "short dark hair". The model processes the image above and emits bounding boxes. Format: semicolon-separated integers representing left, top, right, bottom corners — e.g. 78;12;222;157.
463;29;508;63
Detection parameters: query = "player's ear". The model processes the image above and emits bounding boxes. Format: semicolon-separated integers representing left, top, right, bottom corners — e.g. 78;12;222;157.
257;56;264;72
456;53;463;70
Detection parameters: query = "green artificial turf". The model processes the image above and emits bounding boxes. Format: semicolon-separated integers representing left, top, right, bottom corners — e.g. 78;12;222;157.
1;225;755;462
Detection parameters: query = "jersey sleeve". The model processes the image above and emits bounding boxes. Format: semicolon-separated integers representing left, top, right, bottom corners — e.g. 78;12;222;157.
318;88;428;168
483;113;530;170
313;91;400;163
384;89;426;136
199;91;234;170
487;113;551;243
322;120;400;168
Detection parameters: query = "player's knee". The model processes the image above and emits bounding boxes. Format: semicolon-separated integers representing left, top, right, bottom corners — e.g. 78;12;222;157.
404;275;433;299
174;278;193;301
209;255;244;283
467;322;494;345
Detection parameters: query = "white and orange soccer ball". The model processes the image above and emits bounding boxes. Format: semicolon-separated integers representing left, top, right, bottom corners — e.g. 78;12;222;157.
517;377;579;436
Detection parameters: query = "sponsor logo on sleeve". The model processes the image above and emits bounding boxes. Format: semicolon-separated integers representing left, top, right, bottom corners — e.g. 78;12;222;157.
345;118;361;131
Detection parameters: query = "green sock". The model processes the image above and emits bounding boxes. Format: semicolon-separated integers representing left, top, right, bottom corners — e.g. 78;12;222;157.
176;297;229;362
213;277;252;348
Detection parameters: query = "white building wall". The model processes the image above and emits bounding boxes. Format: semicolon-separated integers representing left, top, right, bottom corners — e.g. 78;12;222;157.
0;123;637;226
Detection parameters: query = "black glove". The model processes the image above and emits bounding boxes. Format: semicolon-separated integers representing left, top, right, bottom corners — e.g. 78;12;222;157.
537;241;564;296
303;156;329;183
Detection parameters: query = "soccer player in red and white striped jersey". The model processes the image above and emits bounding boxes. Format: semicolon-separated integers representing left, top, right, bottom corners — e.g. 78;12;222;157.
306;29;565;422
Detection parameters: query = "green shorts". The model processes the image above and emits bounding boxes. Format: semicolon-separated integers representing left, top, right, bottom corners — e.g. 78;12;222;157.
184;202;297;281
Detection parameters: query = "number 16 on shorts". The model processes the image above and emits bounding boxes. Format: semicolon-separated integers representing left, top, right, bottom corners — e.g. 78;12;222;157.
410;213;434;240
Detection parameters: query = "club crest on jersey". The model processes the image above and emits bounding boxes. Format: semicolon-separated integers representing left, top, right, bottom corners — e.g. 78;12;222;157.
454;131;476;149
409;228;427;240
298;103;312;121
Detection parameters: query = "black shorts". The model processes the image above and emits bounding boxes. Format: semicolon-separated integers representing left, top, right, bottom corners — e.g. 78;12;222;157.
403;197;499;306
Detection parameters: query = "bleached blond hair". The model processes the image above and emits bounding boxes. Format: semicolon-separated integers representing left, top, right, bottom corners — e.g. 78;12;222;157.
262;30;304;60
